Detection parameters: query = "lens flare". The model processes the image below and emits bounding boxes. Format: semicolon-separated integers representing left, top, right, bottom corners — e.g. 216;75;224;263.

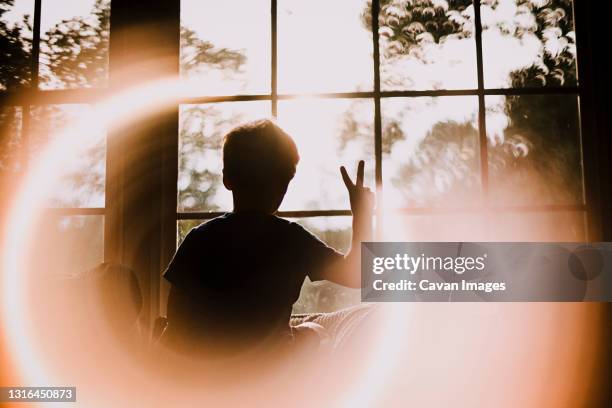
0;78;605;406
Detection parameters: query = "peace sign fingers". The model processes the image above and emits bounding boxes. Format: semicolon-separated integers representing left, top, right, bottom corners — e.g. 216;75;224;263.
339;160;375;216
340;160;366;191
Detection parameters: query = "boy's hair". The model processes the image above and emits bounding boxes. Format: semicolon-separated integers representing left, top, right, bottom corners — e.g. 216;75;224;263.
223;119;299;190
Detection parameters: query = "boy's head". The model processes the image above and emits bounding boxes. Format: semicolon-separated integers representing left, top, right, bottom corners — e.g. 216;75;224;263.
222;119;299;213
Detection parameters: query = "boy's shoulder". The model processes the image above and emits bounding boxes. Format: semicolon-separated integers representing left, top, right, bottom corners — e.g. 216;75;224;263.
190;213;232;230
187;213;307;237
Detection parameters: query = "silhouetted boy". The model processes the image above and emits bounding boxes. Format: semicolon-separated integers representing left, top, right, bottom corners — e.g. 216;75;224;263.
163;119;373;356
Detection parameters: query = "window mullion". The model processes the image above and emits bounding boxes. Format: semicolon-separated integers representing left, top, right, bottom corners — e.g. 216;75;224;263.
271;0;278;118
372;0;383;240
473;0;489;203
19;0;42;175
30;0;42;89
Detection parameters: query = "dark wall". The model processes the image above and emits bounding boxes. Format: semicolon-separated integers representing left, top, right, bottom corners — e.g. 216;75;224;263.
577;1;612;240
578;3;612;405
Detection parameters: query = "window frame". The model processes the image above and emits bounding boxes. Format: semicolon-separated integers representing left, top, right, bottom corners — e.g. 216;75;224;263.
1;0;107;218
176;0;592;237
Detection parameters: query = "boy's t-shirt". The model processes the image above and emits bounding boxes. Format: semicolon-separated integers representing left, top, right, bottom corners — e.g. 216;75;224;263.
163;212;344;345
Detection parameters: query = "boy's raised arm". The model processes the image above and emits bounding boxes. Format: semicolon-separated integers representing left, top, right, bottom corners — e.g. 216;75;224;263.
320;160;374;288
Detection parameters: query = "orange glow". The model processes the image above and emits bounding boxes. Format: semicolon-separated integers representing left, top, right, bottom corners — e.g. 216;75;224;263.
1;0;604;405
0;84;605;407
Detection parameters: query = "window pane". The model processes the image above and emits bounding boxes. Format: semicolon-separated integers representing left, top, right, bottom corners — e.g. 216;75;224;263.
0;106;23;174
30;104;106;207
293;216;352;253
277;98;375;210
180;0;270;95
381;211;585;242
381;96;481;209
486;94;583;205
39;0;109;89
481;0;577;88
0;0;34;89
278;0;373;93
31;215;105;276
382;213;488;241
178;101;270;212
379;0;477;91
485;211;586;241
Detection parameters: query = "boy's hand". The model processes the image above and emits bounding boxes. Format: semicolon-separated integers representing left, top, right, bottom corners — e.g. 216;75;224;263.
340;160;375;216
320;160;373;288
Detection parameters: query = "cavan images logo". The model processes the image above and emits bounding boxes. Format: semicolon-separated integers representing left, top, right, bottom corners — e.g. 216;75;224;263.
362;243;611;302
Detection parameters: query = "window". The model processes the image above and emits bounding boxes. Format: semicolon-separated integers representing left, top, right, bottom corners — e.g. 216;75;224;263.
0;0;110;275
0;0;596;315
175;0;587;312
